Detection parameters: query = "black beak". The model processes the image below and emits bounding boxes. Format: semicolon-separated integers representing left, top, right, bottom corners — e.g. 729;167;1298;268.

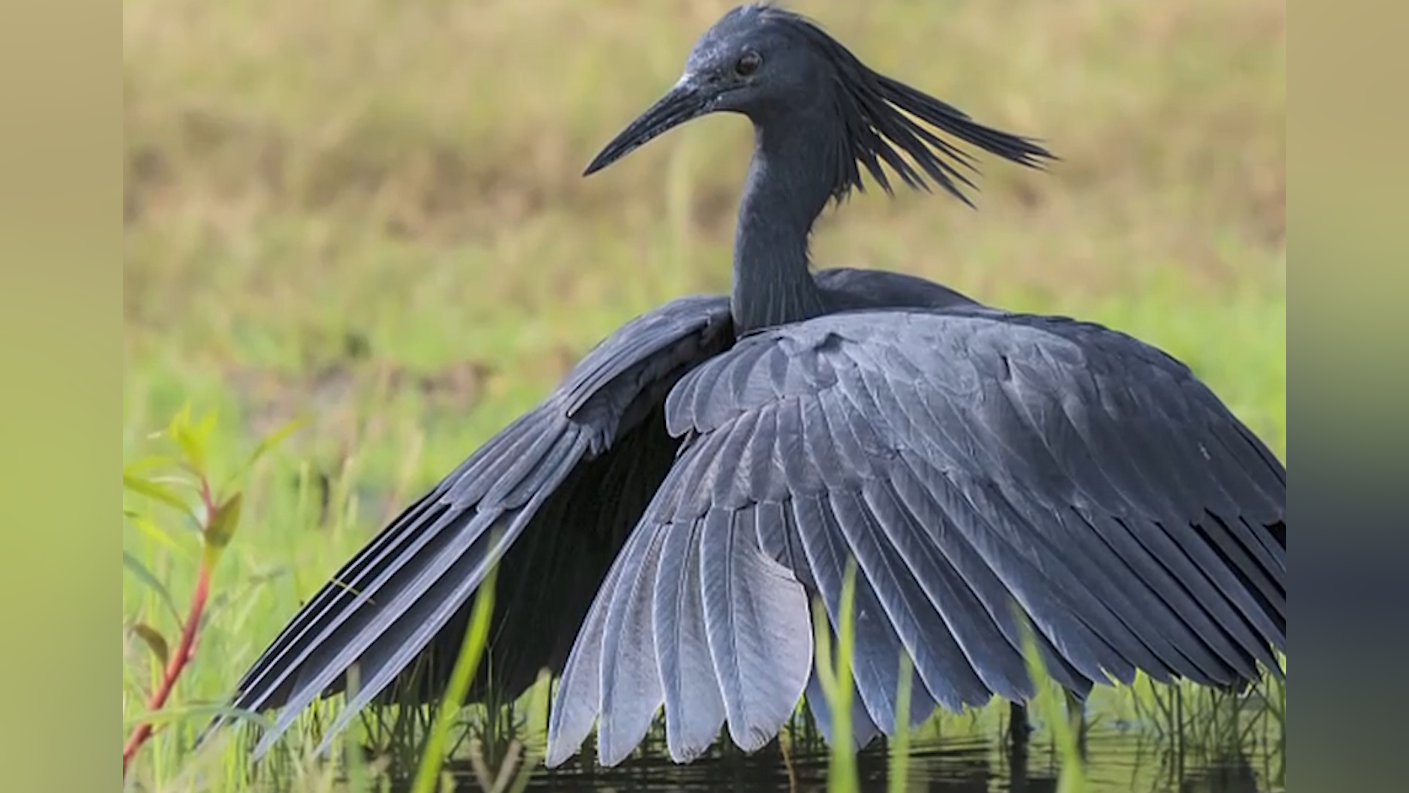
583;78;713;176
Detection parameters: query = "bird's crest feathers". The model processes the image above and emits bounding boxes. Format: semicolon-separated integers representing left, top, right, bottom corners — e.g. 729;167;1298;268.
750;2;1056;207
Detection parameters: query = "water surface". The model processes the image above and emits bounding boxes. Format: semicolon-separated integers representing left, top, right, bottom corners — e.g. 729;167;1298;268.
439;718;1284;793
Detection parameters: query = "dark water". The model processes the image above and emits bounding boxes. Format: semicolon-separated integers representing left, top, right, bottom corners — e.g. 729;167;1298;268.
436;723;1285;793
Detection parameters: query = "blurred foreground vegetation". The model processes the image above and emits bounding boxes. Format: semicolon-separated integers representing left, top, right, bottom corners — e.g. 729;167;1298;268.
123;0;1286;790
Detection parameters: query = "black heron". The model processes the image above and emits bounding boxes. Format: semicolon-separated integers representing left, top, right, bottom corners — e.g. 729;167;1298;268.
223;2;1287;769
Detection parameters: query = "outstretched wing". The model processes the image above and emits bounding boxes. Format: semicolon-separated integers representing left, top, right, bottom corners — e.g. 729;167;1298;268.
547;306;1286;766
222;295;734;756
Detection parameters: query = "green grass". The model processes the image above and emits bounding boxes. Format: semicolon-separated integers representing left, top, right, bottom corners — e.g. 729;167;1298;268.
122;0;1285;790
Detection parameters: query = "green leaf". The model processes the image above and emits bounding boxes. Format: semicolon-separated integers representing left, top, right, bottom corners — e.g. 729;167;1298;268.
174;430;205;480
127;622;170;669
122;702;275;732
169;405;217;478
165;404;191;436
122;473;193;519
226;418;305;488
165;404;192;450
256;416;301;459
196;408;219;442
202;492;242;554
122;550;181;622
122;455;179;477
123;508;184;554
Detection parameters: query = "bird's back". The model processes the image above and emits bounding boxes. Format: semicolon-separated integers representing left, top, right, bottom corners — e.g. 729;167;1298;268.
814;266;985;314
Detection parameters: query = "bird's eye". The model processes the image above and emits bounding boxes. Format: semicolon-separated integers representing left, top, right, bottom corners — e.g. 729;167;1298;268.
734;51;762;77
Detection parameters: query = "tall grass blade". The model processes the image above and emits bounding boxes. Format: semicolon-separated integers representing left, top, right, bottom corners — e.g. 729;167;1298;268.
409;561;499;793
1015;606;1088;793
811;556;860;793
887;652;914;793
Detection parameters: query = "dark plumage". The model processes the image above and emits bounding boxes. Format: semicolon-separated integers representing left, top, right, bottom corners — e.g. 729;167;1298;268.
218;2;1286;770
781;12;1054;205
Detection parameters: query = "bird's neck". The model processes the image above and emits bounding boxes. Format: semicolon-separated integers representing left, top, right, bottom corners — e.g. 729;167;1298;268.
731;115;834;334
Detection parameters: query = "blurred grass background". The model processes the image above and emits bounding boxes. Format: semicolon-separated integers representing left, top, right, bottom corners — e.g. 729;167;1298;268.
122;0;1285;789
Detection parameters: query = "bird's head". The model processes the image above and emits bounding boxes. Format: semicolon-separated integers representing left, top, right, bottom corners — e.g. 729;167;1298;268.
583;3;1056;206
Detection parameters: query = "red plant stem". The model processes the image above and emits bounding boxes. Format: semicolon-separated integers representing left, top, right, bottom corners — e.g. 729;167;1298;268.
122;557;213;780
199;477;214;515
